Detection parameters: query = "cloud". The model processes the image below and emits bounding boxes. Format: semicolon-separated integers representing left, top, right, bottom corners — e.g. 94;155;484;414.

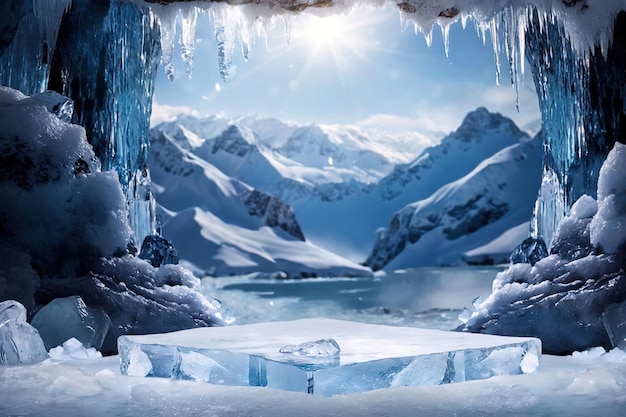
150;101;199;126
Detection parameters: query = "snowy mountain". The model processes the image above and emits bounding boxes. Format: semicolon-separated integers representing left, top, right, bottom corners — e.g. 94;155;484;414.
366;135;543;270
290;108;540;262
148;129;370;277
151;114;416;201
150;108;542;270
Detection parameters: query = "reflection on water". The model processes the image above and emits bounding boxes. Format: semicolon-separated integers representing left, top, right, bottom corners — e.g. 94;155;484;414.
202;267;503;330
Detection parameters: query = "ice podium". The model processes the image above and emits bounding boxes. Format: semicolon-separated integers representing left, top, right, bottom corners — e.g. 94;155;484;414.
118;318;541;396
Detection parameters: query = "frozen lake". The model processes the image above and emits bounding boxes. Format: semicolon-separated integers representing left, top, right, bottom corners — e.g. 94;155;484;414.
201;267;501;329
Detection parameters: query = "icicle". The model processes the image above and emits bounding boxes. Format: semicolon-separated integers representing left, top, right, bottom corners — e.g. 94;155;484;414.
155;5;179;82
488;18;501;87
180;6;198;79
238;14;252;62
461;14;469;30
282;14;294;46
440;23;450;58
32;0;72;56
423;26;433;48
211;5;237;83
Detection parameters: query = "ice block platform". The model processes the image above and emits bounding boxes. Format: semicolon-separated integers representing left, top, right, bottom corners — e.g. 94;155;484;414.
118;318;541;396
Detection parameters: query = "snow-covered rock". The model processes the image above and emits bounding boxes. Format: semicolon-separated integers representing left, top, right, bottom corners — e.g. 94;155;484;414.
366;134;543;270
0;87;230;355
459;143;626;354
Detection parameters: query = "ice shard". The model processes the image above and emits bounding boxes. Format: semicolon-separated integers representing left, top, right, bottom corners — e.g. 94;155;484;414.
31;296;111;351
0;300;48;365
119;318;541;396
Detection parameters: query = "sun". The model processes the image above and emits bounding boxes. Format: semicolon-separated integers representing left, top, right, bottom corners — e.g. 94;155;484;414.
291;12;366;58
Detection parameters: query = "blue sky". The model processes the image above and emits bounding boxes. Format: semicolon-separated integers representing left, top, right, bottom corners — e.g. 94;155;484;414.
152;5;540;139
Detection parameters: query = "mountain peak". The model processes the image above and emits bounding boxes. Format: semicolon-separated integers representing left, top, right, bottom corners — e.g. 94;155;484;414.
211;124;257;156
454;107;526;142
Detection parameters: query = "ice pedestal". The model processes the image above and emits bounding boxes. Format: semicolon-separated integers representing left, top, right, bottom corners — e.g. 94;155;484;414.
119;318;541;396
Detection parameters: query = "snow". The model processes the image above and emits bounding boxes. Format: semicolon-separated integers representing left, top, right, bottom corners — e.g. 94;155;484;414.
151;108;539;268
48;337;102;361
462;222;531;264
1;315;625;415
149;127;370;277
367;134;542;270
590;142;626;254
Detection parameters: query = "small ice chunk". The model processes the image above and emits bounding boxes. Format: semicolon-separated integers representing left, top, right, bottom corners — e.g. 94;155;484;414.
28;90;74;123
602;301;626;350
173;350;228;382
125;346;153;377
138;234;179;267
510;237;548;266
48;337;102;361
280;339;341;356
0;300;48;365
31;296;111;351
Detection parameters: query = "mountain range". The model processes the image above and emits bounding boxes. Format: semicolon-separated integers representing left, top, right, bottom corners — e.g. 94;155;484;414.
149;108;543;276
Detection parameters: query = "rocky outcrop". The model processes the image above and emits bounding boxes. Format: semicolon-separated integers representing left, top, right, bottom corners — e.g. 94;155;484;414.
244;190;305;241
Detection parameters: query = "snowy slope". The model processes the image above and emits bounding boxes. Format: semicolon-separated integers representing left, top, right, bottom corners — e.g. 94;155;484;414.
150;108;541;268
149;129;370;277
290;108;537;261
151;114;415;198
366;136;543;270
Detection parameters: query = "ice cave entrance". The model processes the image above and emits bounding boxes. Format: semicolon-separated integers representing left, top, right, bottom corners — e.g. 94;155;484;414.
2;0;626;363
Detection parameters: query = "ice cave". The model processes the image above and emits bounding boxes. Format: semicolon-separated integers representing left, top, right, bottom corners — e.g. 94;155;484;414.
1;0;626;415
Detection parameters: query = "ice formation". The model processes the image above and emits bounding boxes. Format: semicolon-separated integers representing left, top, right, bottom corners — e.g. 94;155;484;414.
138;234;180;267
459;143;626;354
279;338;341;356
509;237;548;266
0;86;230;355
48;337;103;361
0;300;48;365
31;296;111;351
119;318;540;396
602;301;626;351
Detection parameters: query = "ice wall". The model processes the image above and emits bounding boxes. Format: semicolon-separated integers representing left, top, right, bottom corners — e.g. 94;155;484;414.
0;0;72;95
526;10;626;246
0;0;158;243
48;0;160;242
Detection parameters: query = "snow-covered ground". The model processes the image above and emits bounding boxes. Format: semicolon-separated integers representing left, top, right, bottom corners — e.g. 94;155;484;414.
2;267;625;416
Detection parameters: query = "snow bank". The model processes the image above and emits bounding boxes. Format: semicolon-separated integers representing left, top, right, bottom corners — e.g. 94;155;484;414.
460;143;626;354
0;86;231;355
590;143;626;254
1;345;626;416
0;86;132;277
